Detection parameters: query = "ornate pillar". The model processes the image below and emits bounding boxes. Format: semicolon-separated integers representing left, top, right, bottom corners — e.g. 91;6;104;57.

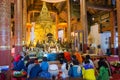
67;0;71;41
0;0;11;79
23;0;27;43
116;0;120;60
14;0;23;54
110;11;116;54
56;13;58;40
80;0;88;53
0;0;11;66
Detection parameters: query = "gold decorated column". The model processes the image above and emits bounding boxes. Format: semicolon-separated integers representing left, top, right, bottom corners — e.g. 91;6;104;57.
14;0;23;54
110;11;116;55
80;0;88;53
56;13;58;40
67;0;71;41
23;0;27;43
116;0;120;60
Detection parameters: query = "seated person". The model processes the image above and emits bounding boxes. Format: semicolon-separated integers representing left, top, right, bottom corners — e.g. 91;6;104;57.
97;60;109;80
48;64;59;79
64;50;71;62
13;55;26;71
74;47;83;64
38;57;51;79
60;59;69;79
83;55;94;67
27;59;35;78
29;64;41;79
82;59;96;80
98;57;112;77
68;60;82;78
40;57;49;71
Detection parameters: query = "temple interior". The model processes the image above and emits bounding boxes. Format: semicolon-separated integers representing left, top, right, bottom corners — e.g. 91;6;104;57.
0;0;120;80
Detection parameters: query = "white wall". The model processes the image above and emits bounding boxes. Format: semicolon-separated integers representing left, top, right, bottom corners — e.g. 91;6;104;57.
100;32;111;53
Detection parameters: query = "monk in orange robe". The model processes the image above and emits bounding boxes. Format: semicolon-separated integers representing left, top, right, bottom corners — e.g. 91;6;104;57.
74;47;83;64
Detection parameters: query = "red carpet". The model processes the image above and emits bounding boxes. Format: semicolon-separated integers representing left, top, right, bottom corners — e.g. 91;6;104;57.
110;73;120;80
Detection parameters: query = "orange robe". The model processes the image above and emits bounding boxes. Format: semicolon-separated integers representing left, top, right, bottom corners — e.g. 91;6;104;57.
64;52;71;62
74;52;83;63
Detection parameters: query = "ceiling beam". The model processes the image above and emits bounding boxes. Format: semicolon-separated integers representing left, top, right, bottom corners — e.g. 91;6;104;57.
87;3;113;11
31;0;34;4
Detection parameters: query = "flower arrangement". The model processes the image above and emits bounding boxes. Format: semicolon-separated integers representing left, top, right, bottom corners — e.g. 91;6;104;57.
111;61;120;67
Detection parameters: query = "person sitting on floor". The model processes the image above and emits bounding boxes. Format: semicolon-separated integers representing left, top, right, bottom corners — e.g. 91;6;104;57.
97;60;109;80
60;59;69;79
74;47;83;64
82;59;96;80
38;57;51;79
40;57;49;71
27;59;35;78
48;64;59;80
13;55;26;71
64;50;71;62
12;54;21;69
27;58;41;79
68;59;82;78
83;55;94;67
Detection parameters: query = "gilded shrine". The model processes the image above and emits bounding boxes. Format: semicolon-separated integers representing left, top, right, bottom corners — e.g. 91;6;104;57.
33;2;57;44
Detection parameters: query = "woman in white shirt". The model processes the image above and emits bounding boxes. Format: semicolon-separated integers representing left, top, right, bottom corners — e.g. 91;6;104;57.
60;59;69;79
